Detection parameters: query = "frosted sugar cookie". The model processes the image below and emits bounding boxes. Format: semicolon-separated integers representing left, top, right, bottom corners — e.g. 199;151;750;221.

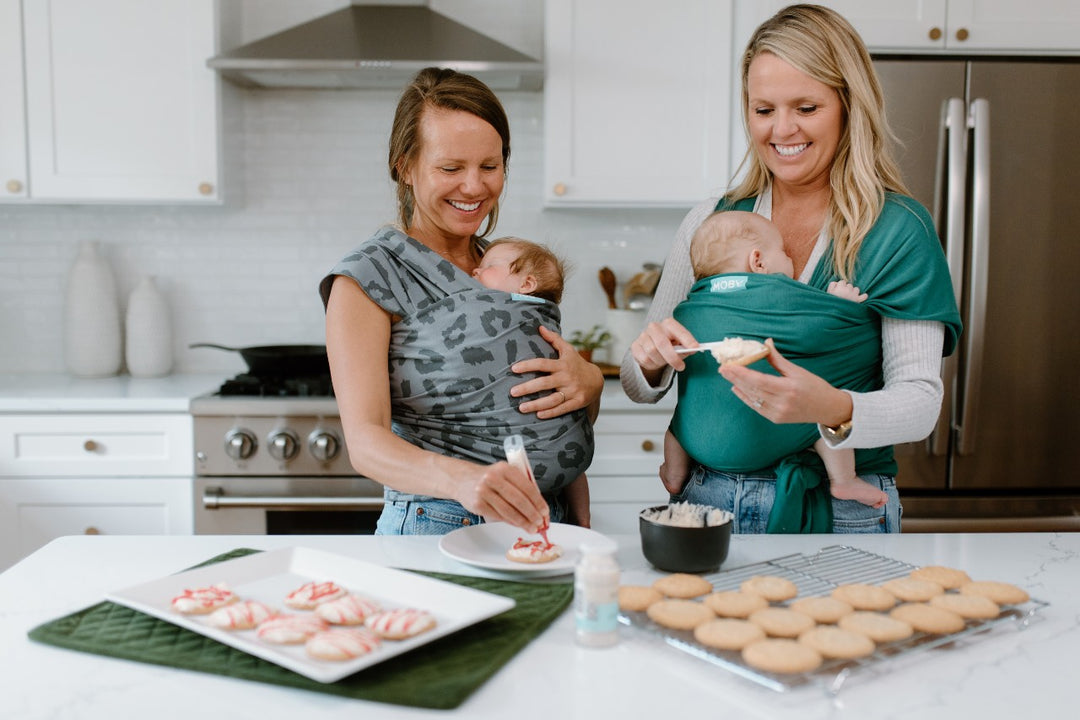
207;600;275;630
256;614;329;644
305;628;382;661
506;538;563;564
284;580;347;610
365;608;437;640
171;583;236;615
315;594;382;626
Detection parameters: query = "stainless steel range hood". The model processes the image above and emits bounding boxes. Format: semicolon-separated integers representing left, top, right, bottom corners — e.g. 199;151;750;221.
208;4;543;91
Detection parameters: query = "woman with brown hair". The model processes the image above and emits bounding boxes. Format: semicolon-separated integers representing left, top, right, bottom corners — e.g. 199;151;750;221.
321;67;603;536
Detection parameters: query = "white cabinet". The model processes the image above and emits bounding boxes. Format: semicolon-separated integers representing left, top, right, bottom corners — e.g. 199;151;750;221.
587;401;672;536
741;1;1080;54
0;413;194;570
543;0;734;207
1;0;221;204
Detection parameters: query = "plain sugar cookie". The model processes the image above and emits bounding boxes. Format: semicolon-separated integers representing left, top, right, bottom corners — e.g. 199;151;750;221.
789;596;854;624
910;565;972;590
838;611;914;643
653;573;713;599
748;607;816;638
742;638;822;674
890;603;966;634
798;626;876;659
703;590;769;619
646;599;716;631
619;585;664;612
959;580;1030;605
929;593;1000;619
740;575;798;602
831;583;896;611
694;618;766;651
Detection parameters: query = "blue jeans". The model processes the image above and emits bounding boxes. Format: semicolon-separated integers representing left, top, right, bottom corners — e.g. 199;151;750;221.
375;493;568;536
672;465;902;534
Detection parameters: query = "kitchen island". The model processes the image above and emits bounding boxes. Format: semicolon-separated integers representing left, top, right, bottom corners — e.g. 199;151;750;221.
1;532;1077;720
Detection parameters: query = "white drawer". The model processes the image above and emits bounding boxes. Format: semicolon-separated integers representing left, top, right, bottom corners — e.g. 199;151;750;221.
0;414;193;477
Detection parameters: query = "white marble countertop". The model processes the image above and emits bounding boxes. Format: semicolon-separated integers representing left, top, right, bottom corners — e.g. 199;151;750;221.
0;373;225;412
1;532;1076;720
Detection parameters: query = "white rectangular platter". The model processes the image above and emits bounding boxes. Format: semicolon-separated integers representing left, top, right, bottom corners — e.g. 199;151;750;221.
106;546;516;684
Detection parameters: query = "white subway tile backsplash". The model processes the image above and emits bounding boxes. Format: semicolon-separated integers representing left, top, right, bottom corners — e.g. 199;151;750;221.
0;91;687;374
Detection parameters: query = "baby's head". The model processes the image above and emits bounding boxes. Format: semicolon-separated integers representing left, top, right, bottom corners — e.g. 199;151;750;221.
690;211;794;280
473;237;567;303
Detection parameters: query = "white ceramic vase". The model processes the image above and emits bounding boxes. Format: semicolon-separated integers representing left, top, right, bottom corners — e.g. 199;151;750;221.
64;241;122;377
125;275;173;377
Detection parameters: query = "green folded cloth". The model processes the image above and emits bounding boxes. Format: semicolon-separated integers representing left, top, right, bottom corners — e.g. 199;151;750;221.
27;548;573;710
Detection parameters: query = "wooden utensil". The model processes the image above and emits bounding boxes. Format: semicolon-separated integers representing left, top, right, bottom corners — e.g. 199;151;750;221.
598;266;618;309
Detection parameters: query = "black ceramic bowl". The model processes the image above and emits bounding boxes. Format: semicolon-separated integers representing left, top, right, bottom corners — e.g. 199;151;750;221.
639;504;733;573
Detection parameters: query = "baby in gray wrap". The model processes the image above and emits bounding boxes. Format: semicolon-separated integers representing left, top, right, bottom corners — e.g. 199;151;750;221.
473;237;596;526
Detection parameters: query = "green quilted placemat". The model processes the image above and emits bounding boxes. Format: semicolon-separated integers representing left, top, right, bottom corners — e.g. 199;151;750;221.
27;548;573;710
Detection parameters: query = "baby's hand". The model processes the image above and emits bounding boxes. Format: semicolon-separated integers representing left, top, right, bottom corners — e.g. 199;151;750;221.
827;280;868;303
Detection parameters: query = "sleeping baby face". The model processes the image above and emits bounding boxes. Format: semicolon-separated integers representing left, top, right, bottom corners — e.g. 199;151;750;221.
473;243;529;294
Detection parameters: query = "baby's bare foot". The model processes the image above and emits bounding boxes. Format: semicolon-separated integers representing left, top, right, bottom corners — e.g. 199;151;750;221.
831;479;888;508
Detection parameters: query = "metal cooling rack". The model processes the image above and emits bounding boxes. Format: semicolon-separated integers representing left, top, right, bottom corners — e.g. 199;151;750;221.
619;545;1048;695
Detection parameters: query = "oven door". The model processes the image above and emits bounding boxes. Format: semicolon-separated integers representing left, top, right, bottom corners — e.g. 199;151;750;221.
194;477;386;535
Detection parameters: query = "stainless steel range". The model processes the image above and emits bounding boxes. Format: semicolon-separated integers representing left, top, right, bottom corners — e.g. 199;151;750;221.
191;374;384;534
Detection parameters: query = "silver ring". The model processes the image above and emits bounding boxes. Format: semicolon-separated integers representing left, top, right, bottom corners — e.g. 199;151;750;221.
557;390;567;404
754;398;764;408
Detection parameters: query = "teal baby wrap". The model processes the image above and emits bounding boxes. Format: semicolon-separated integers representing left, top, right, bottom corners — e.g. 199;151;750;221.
668;194;963;532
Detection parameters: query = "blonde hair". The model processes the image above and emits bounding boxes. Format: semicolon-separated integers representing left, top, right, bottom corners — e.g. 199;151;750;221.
388;67;511;241
484;237;568;304
691;212;778;279
730;4;909;280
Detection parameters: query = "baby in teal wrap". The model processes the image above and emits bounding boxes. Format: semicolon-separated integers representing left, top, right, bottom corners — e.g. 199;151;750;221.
662;211;888;509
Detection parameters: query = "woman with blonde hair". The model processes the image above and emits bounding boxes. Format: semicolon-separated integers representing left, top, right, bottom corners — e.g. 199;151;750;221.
621;4;961;534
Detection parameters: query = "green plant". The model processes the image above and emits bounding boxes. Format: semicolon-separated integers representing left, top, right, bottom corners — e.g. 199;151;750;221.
568;324;612;351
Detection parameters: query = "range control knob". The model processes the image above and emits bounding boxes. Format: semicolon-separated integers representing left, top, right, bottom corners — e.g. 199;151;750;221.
267;429;300;462
224;428;257;461
308;430;341;463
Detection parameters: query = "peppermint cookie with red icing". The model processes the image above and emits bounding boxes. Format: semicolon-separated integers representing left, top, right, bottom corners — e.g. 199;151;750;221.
207;600;276;630
506;538;563;564
284;580;348;610
365;608;437;640
306;628;383;661
171;583;237;615
315;594;383;626
256;614;329;644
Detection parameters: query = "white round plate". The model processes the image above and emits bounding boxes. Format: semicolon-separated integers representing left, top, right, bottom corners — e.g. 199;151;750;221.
438;522;614;576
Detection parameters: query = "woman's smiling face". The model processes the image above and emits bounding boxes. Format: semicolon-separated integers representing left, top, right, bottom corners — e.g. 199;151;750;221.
403;107;505;245
746;52;843;193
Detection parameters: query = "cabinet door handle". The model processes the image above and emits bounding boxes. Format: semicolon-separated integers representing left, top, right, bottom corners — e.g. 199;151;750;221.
955;28;969;42
553;182;567;196
6;179;23;193
928;27;943;41
83;439;99;453
641;439;655;452
84;526;101;535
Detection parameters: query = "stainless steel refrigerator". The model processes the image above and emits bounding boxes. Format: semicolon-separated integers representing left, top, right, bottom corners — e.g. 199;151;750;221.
874;58;1080;530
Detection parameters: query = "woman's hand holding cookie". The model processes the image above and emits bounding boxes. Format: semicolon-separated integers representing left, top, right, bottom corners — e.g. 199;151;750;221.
720;339;852;426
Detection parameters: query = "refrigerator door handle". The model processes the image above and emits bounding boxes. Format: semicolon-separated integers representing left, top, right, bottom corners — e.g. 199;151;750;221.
957;99;991;456
930;98;968;457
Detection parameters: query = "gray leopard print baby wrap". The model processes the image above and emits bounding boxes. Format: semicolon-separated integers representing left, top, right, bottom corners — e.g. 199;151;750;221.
320;226;593;499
